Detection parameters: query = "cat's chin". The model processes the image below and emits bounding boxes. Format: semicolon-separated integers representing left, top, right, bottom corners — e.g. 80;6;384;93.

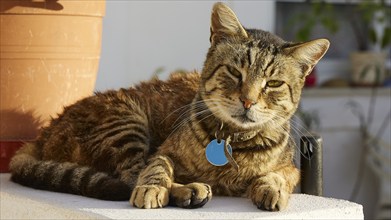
228;116;264;130
231;114;256;123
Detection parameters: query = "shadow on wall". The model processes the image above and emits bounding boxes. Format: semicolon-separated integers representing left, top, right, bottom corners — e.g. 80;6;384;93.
0;109;44;172
0;0;63;12
0;109;44;140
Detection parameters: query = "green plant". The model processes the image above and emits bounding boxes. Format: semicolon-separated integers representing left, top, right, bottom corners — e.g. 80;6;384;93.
288;0;390;50
350;0;391;51
358;60;384;85
346;89;391;201
288;1;339;42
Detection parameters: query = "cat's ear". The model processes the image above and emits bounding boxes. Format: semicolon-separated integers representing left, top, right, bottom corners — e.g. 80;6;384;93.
210;2;248;45
283;39;330;77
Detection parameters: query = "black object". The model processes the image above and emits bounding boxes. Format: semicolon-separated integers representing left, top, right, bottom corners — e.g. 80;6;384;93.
300;135;323;196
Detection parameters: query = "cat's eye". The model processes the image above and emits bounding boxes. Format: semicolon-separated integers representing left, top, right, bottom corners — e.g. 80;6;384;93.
266;80;284;88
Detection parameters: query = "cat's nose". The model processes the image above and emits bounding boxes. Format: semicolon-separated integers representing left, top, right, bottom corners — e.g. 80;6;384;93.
240;96;256;110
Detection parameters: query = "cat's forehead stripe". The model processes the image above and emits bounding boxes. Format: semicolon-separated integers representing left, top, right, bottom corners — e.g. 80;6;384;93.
262;53;275;74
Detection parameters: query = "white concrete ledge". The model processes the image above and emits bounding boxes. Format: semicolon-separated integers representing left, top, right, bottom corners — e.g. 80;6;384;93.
0;174;363;219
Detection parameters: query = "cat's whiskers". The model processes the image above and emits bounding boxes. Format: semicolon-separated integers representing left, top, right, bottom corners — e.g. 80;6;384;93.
169;101;208;127
260;111;304;159
289;114;322;158
162;98;219;129
160;102;194;124
267;110;319;160
161;99;212;124
167;108;219;140
166;99;226;140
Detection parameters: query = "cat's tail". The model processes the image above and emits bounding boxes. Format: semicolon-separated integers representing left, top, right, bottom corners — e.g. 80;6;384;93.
9;143;131;201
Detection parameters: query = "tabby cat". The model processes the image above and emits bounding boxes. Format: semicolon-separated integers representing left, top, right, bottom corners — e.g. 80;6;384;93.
10;2;329;211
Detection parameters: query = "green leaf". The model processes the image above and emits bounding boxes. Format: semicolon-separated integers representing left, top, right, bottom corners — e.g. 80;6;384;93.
296;27;311;42
369;28;378;44
381;27;391;49
152;66;165;77
312;1;322;14
321;17;339;34
359;64;372;80
374;64;381;85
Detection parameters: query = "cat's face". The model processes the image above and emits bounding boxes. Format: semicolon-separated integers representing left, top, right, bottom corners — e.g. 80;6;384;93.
200;3;329;130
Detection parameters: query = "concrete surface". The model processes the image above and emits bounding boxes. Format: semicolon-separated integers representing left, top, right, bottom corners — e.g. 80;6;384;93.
0;174;363;219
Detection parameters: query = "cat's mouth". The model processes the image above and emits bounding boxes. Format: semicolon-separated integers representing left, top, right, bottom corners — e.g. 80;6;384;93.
231;114;256;123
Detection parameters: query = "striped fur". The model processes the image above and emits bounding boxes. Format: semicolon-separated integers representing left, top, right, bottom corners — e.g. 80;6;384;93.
10;2;329;210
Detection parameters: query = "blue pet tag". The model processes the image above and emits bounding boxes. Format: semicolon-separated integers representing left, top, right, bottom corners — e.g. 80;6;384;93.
205;139;232;166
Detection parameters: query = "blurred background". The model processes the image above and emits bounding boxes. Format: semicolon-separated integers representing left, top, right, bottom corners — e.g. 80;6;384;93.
97;1;275;90
97;0;391;90
97;1;390;219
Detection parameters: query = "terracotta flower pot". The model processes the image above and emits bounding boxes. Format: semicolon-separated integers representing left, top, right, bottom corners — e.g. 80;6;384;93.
0;0;105;171
350;51;387;86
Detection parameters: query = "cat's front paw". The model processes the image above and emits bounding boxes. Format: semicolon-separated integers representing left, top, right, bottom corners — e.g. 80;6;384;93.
250;174;289;211
130;185;169;209
252;184;289;211
169;183;212;209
